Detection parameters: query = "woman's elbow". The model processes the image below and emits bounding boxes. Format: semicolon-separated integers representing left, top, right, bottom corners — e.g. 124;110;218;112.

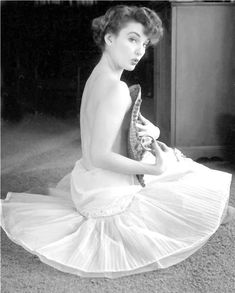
90;146;108;169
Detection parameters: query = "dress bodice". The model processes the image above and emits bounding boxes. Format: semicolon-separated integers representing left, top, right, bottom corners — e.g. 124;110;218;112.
70;159;141;218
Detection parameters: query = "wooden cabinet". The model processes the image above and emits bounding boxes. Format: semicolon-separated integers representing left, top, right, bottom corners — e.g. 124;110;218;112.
154;2;235;160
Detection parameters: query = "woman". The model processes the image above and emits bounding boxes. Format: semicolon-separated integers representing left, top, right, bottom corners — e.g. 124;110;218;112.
1;5;234;279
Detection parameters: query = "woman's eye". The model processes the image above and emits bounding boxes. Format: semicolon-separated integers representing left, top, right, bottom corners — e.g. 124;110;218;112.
129;38;137;43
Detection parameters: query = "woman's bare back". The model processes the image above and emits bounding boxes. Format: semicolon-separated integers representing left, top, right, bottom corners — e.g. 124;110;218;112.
80;69;131;170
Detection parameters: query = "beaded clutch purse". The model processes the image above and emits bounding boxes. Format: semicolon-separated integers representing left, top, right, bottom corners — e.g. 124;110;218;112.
127;84;154;187
127;85;186;187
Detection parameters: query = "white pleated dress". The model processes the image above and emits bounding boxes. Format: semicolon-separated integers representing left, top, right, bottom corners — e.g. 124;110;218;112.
1;148;232;278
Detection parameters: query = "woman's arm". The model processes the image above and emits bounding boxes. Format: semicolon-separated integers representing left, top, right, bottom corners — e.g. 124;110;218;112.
90;81;163;176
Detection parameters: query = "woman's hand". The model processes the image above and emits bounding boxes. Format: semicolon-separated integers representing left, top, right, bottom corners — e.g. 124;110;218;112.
136;114;160;140
149;141;178;175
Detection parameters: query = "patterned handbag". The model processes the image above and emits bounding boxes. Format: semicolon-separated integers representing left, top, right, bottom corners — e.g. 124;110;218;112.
127;84;154;187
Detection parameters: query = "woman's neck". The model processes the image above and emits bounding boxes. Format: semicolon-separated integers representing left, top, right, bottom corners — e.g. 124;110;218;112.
95;52;123;80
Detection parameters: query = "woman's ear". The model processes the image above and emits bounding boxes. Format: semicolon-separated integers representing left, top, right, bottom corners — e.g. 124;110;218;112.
104;33;113;46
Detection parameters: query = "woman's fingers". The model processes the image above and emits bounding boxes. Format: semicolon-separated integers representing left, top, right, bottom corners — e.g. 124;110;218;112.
157;141;171;152
138;131;145;137
136;123;147;137
138;114;148;124
136;123;146;130
151;140;162;156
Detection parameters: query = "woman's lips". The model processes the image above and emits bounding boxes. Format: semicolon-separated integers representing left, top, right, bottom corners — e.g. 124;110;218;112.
131;58;139;65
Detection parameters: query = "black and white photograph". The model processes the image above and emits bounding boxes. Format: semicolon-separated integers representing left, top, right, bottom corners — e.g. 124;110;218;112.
1;0;235;292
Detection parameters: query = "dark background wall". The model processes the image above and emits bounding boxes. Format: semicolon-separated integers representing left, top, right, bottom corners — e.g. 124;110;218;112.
1;0;168;121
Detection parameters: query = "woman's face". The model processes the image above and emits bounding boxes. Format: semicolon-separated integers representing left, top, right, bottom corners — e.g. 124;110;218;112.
105;21;149;71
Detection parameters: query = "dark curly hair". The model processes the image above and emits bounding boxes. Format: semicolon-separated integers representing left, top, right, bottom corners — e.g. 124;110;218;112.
92;5;163;51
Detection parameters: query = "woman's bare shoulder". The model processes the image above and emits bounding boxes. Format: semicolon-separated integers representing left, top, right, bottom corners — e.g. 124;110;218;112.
94;76;131;107
92;74;127;93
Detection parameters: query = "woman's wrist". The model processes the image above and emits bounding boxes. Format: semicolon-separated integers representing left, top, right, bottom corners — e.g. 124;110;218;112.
141;161;164;176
